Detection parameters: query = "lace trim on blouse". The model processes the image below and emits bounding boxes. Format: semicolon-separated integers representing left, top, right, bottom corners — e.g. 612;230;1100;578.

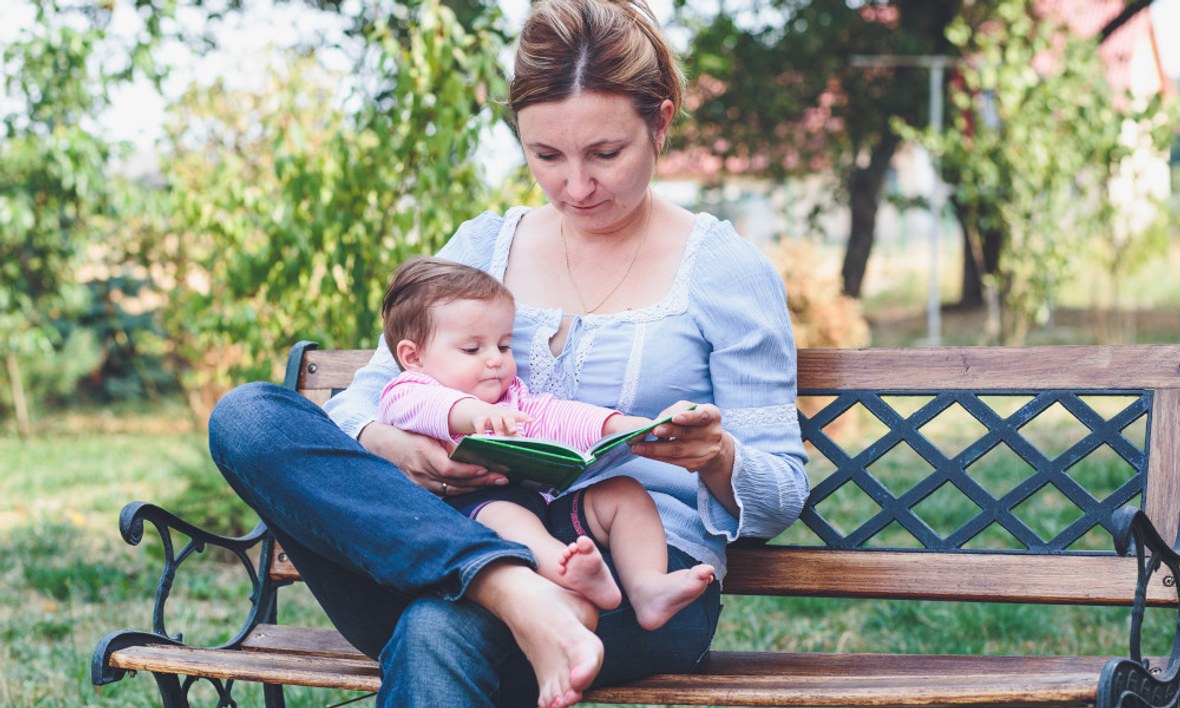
487;208;715;402
725;402;801;429
616;322;646;413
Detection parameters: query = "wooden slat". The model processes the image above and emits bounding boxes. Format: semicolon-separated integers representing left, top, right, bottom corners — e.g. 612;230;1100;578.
269;545;1176;606
243;624;366;660
796;345;1180;390
270;545;299;582
109;644;381;692
295;345;1180;393
298;349;373;391
117;637;1128;708
722;547;1176;606
1146;388;1180;547
588;652;1115;707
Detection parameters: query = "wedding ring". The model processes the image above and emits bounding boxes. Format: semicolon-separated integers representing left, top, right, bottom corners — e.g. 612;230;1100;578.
441;481;449;496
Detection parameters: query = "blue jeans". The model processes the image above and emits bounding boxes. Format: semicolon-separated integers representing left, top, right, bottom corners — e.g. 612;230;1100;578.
208;382;721;707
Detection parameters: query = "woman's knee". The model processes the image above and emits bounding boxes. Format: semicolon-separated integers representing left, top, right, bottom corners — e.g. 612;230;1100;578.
209;382;314;467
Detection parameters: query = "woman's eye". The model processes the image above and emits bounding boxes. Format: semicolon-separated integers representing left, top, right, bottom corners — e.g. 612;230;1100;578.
597;150;620;160
535;152;558;162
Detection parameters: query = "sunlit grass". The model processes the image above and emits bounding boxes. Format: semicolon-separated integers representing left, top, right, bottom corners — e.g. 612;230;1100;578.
0;404;365;707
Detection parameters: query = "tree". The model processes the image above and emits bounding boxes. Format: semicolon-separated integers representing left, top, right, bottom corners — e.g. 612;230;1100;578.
145;0;525;416
676;0;960;297
905;0;1176;344
0;1;129;436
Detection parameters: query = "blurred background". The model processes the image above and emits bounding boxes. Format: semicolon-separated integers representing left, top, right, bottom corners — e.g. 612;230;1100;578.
1;0;1178;705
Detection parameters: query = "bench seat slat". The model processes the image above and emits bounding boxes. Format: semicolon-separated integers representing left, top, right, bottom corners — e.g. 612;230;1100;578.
109;644;381;692
725;547;1175;605
116;632;1124;708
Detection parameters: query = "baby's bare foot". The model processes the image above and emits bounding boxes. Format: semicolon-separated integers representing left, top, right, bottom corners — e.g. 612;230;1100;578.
631;563;715;631
556;536;622;611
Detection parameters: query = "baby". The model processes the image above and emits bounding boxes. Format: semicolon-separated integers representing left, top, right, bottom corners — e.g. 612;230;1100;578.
377;256;714;630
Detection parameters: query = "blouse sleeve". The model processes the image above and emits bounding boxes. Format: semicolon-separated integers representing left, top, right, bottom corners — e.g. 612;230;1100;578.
689;225;810;541
322;211;506;437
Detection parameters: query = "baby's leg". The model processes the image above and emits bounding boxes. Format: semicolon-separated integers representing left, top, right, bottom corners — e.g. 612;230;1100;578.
581;477;715;631
476;501;621;611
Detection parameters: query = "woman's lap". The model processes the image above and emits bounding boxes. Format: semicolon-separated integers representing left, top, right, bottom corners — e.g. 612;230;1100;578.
207;381;721;705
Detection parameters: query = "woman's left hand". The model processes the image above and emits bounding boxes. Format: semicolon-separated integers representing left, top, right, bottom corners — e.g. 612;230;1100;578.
631;402;738;514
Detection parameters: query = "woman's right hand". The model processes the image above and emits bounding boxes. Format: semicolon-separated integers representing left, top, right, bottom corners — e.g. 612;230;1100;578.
358;421;508;496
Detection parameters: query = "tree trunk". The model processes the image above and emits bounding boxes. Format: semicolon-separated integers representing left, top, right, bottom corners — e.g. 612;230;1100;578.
841;132;902;298
954;198;1005;311
6;352;31;440
954;199;985;308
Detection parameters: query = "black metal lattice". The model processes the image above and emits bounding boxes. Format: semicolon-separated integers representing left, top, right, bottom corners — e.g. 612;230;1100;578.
796;389;1152;553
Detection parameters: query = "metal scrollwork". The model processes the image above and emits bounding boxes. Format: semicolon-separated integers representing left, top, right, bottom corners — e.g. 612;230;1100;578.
91;502;283;707
1097;508;1180;708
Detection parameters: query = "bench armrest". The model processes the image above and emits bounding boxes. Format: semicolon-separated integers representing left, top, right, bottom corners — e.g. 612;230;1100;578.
91;501;284;686
1097;507;1180;707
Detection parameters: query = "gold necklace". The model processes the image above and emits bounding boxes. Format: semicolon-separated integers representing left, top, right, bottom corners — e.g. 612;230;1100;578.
560;193;654;315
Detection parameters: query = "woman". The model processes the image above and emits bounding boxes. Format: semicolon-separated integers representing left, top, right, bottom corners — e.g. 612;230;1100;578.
208;0;808;706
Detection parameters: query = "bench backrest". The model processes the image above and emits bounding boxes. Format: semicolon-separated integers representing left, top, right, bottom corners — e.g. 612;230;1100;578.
275;342;1180;608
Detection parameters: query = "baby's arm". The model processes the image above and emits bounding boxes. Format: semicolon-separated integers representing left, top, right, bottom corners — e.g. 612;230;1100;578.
602;413;653;436
450;398;533;437
602;401;697;437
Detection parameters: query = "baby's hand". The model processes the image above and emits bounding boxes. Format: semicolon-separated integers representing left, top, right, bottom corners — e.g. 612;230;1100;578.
471;408;533;436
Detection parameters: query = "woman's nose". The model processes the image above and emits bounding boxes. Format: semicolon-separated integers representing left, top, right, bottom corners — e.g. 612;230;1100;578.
565;166;595;201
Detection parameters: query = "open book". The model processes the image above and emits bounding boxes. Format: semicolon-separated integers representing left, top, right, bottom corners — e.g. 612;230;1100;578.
449;408;691;494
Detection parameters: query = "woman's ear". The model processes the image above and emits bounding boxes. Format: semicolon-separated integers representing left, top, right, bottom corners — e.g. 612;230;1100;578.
396;339;424;371
654;98;675;150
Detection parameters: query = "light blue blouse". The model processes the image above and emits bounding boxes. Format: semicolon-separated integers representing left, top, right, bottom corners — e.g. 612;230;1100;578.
324;207;809;580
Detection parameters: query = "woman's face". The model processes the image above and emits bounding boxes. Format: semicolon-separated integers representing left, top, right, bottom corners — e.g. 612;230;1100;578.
517;92;673;235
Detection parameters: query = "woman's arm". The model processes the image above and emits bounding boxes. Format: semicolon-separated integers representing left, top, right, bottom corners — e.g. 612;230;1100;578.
639;228;810;540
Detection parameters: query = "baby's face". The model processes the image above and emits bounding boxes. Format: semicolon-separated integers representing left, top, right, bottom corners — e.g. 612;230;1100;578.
414;297;517;403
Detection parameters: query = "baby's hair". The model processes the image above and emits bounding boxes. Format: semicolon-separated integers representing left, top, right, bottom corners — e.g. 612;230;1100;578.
382;257;514;370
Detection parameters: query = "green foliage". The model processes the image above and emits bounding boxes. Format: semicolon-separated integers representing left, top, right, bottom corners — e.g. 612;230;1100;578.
0;0;175;428
902;0;1177;344
146;0;517;413
0;1;114;426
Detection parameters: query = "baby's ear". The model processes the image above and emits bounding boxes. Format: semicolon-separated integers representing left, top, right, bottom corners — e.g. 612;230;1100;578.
396;340;423;371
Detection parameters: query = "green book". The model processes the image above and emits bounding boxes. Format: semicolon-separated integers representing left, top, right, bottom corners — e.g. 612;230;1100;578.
449;408;690;494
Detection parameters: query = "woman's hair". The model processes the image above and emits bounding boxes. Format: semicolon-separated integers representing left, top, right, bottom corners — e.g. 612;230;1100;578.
509;0;685;146
382;257;514;369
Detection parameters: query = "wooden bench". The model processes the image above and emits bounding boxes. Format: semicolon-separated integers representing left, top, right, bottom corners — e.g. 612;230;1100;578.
94;341;1180;707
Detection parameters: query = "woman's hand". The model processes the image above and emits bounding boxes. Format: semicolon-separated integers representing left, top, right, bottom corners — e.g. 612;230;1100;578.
358;421;508;497
631;402;738;515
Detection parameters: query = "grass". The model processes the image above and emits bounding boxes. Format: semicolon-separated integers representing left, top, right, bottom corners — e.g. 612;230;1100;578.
0;402;364;707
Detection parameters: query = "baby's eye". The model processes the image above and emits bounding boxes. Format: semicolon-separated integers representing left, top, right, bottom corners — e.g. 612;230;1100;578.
498;345;512;353
461;347;479;354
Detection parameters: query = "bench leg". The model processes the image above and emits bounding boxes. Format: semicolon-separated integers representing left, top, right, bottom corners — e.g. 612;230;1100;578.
149;671;191;708
263;682;286;707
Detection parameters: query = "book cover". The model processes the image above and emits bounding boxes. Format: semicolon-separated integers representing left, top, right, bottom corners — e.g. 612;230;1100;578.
449;409;688;494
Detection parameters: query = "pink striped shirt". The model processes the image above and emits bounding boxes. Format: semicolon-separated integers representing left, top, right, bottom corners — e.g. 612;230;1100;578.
378;371;616;449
